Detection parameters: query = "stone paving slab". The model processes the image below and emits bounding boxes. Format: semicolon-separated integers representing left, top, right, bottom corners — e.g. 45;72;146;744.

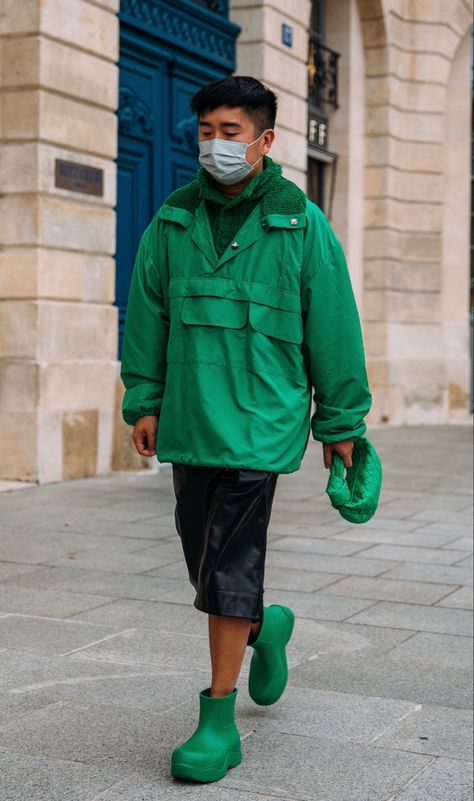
0;692;59;728
0;586;116;618
219;730;431;801
335;515;431;533
262;587;377;622
0;700;166;771
268;522;349;539
68;614;362;678
333;527;462;548
282;618;412;659
346;600;473;636
265;549;402;577
378;495;473;517
0;698;252;773
84;776;280;801
55;672;433;801
357;543;467;565
264;567;345;592
382;562;473;586
320;576;456;605
4;519;174;542
436;585;473;609
4;663;206;715
387;757;473;801
238;685;420;745
267;535;370;556
0;424;472;801
288;650;472;709
0;563;41;581
44;545;182;575
387;631;474;669
269;510;344;529
0;649;61;690
407;519;473;537
374;703;473;760
0;646;198;707
68;598;210;635
0;752;128;801
0;530;170;567
441;535;474;550
92;506;175;524
0;615;127;657
70;627;213;674
0;567;186;602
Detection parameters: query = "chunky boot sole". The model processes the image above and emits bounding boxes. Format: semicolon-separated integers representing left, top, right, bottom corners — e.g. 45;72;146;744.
172;748;242;783
248;604;295;706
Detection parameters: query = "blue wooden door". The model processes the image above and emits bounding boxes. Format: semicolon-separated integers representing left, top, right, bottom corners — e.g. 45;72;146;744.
115;0;239;357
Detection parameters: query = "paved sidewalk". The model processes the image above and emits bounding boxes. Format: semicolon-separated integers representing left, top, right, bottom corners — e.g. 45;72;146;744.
0;424;472;801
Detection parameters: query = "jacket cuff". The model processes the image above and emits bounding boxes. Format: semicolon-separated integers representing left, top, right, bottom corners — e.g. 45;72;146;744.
122;408;161;427
311;412;368;444
121;383;163;427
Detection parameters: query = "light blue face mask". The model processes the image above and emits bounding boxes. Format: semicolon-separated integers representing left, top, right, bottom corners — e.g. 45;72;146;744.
198;130;268;185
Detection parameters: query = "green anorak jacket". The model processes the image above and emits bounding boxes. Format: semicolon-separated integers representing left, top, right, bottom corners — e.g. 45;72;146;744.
121;163;372;474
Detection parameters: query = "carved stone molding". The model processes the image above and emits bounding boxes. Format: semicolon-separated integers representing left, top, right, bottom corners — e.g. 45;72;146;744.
120;0;235;63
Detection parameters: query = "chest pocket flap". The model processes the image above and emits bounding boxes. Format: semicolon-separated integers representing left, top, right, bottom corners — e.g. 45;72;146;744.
181;296;248;329
249;303;303;345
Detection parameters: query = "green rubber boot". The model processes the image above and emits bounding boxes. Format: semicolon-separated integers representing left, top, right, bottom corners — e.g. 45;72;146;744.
171;686;242;783
247;604;295;706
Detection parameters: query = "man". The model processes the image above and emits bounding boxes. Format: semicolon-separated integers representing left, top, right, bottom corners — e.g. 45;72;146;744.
120;75;372;783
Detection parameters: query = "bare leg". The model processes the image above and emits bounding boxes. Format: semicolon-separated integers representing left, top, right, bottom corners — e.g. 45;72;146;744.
208;614;263;697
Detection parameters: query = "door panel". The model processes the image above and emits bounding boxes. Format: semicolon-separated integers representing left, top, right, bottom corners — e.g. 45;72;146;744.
116;1;240;355
116;139;152;353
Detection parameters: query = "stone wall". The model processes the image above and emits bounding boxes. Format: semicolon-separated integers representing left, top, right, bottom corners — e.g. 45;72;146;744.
231;0;473;428
0;0;120;482
0;0;471;484
326;0;366;312
359;0;472;425
230;0;311;190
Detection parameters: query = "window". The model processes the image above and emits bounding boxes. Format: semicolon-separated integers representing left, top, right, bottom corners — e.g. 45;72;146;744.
307;0;338;216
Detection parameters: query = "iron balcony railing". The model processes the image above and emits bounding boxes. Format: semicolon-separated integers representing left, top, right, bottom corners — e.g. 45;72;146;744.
308;34;339;111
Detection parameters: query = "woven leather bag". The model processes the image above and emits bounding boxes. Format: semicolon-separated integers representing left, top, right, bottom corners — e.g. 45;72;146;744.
325;435;382;524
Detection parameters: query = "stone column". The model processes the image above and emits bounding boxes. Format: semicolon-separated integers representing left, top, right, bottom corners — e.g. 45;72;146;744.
229;0;311;190
326;0;366;312
360;0;472;425
0;0;119;482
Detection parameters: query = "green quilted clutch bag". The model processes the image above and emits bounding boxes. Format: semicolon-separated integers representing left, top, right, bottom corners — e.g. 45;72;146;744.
325;435;382;524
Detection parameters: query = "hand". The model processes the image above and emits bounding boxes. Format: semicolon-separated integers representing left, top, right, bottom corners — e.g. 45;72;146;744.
132;415;158;457
322;439;354;469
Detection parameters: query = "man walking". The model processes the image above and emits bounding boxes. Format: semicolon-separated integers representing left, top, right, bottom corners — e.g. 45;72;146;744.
120;75;372;783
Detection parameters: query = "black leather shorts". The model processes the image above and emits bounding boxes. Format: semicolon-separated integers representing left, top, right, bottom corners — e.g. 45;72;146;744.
171;464;279;623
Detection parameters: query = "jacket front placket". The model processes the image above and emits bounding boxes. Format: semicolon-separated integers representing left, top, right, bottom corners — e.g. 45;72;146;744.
190;201;268;276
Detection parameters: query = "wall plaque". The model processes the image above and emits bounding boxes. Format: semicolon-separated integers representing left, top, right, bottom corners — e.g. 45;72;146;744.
55;159;104;197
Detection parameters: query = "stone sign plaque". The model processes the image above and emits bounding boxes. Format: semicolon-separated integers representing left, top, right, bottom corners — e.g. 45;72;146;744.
55;159;104;197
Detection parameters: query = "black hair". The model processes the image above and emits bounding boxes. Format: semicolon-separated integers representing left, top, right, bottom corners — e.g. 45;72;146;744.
189;76;277;133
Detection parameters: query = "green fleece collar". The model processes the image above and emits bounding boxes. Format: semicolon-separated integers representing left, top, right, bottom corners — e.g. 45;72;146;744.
197;155;282;208
164;155;307;219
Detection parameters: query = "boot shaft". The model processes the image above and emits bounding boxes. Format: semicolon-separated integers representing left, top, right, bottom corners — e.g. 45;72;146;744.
199;687;238;730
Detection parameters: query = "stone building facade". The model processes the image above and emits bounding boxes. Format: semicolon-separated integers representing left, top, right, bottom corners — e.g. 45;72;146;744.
0;0;472;484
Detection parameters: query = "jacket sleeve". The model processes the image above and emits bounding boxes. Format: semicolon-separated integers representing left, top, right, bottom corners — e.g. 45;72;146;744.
301;206;372;444
120;217;170;426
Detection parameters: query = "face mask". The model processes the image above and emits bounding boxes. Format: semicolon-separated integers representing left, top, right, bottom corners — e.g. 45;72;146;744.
198;130;268;185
